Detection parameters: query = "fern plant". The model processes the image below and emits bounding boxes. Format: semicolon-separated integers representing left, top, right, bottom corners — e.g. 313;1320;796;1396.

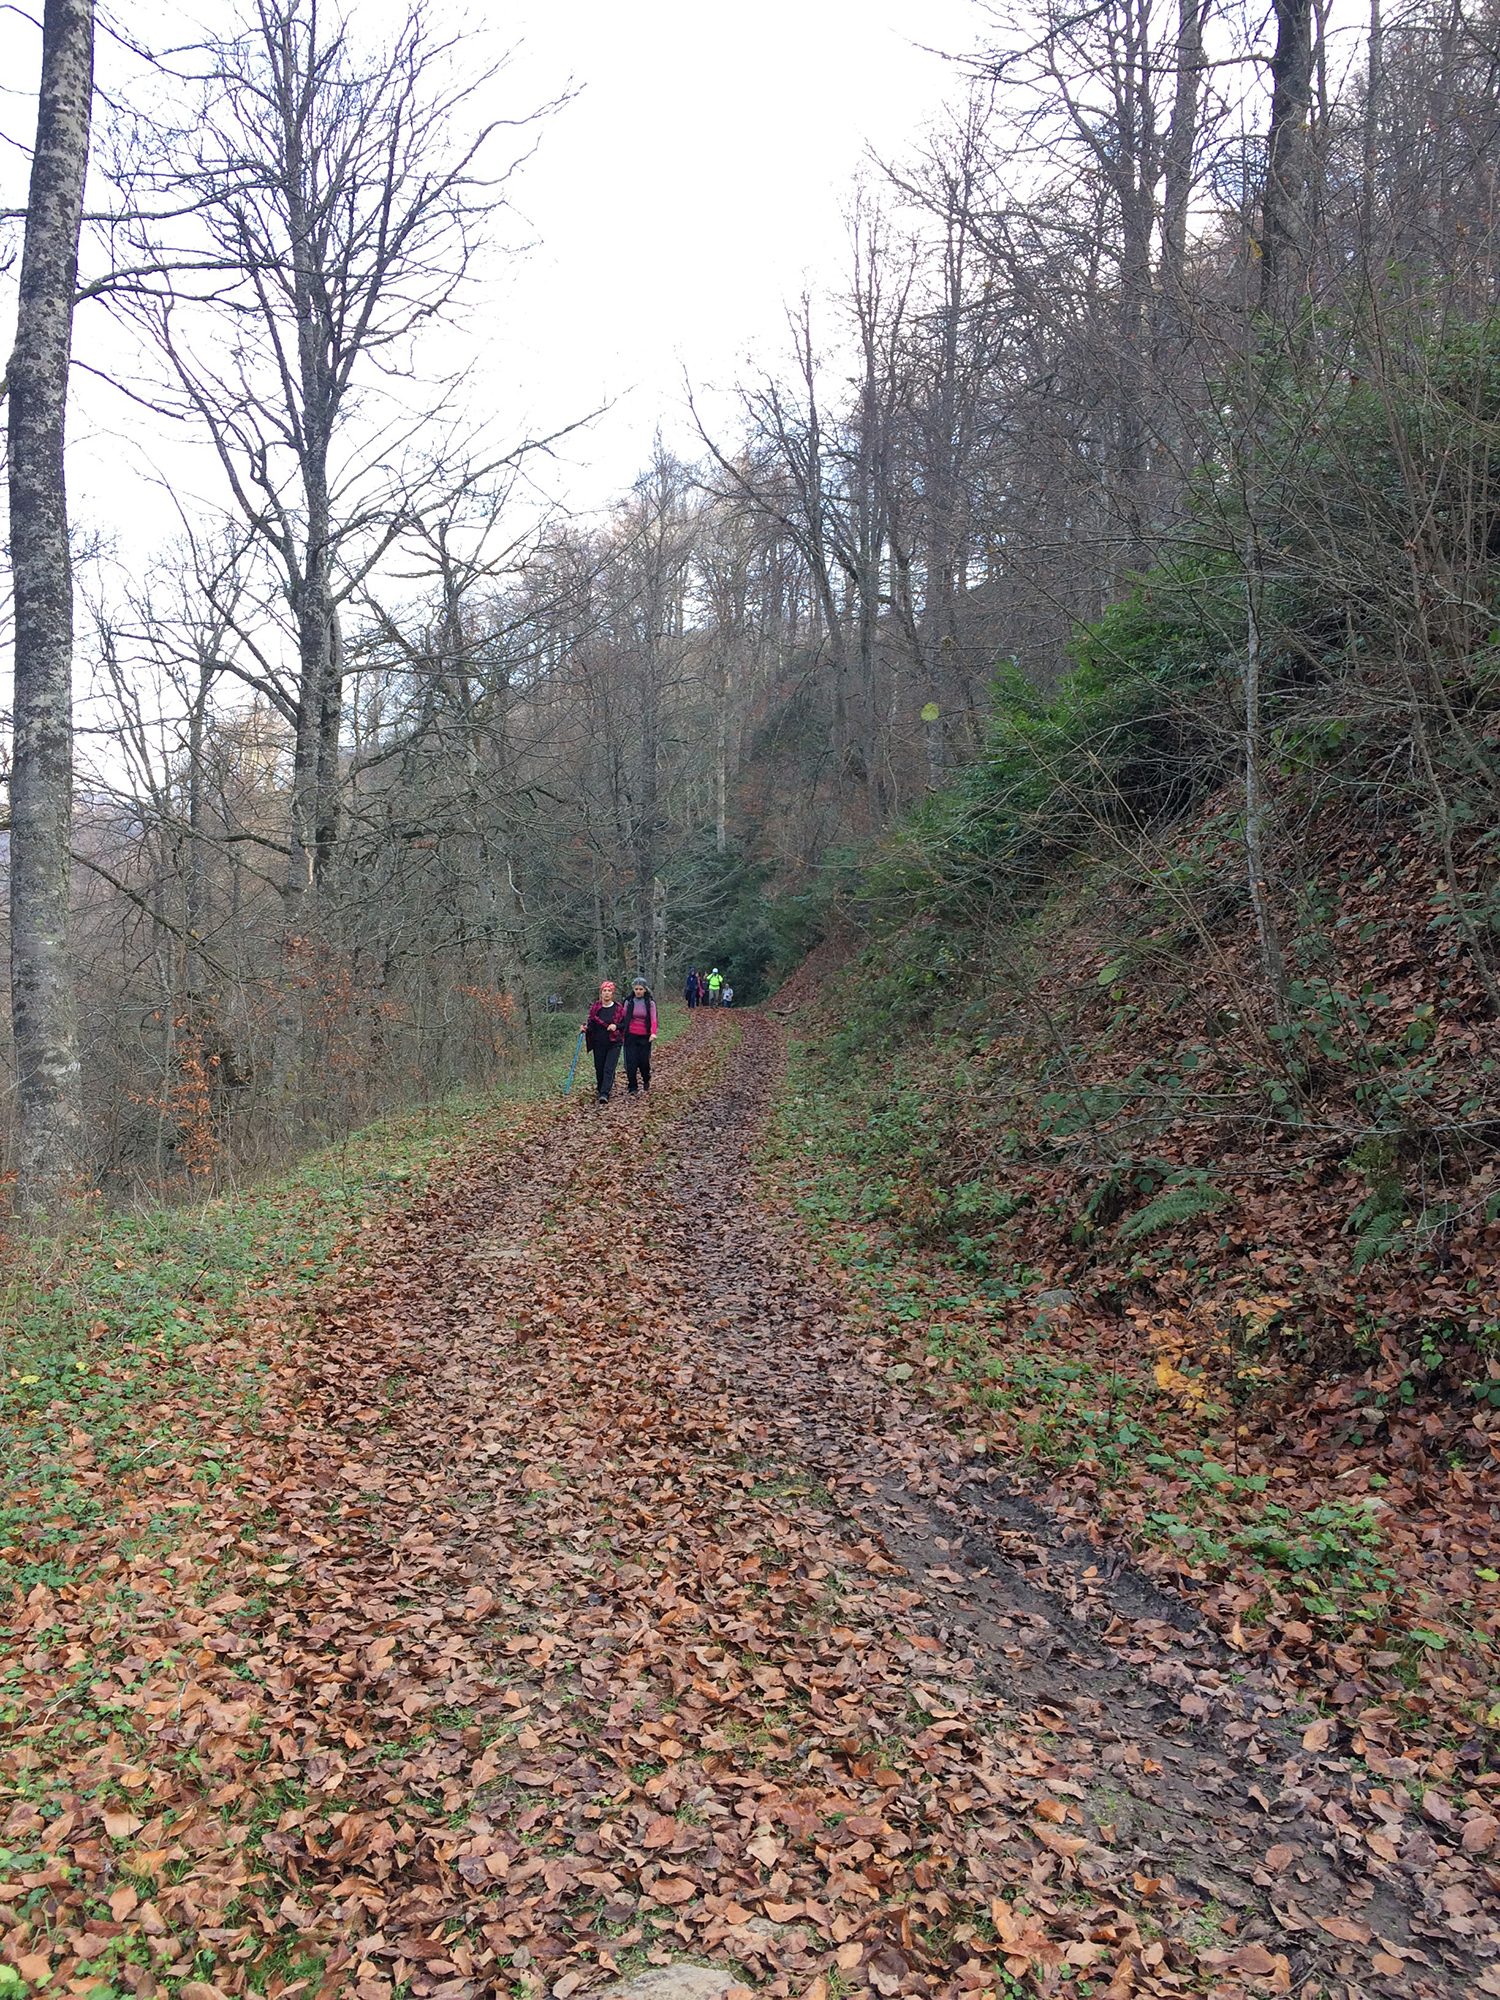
1346;1133;1405;1269
1349;1192;1405;1269
1118;1171;1229;1243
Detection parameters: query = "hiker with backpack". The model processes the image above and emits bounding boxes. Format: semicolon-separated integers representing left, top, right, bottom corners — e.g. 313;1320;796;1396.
684;967;701;1009
621;977;658;1094
582;980;626;1104
707;968;724;1006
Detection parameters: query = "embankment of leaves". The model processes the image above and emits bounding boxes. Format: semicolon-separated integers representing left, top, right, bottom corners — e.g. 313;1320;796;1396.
759;797;1500;1779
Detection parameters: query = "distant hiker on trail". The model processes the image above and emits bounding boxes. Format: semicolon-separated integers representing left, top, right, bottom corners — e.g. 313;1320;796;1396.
721;983;734;1008
685;967;701;1009
621;976;658;1095
583;980;625;1104
707;968;723;1006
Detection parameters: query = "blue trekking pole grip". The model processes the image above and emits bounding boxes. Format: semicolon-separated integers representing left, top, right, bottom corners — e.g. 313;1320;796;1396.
563;1029;584;1094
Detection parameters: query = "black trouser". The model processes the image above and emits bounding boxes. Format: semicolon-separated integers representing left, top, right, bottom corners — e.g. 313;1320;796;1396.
623;1037;651;1092
592;1042;621;1100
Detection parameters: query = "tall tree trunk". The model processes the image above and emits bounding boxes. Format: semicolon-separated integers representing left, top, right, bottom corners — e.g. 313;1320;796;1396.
1243;548;1290;1027
185;655;210;1010
314;601;343;881
1239;0;1313;1027
286;464;332;905
1260;0;1316;318
715;663;729;853
651;876;667;994
1161;0;1206;293
274;466;331;1114
498;855;533;1045
634;651;661;977
591;859;607;983
1360;0;1383;262
7;0;93;1220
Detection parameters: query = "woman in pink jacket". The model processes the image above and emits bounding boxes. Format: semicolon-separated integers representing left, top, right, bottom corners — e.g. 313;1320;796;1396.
620;977;658;1095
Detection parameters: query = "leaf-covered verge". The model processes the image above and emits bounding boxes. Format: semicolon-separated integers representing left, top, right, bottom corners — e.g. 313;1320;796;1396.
0;1022;687;2000
758;774;1500;1783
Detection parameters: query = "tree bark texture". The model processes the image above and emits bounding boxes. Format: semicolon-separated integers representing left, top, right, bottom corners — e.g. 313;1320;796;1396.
7;0;93;1218
1243;554;1290;1027
1261;0;1316;317
1160;0;1208;301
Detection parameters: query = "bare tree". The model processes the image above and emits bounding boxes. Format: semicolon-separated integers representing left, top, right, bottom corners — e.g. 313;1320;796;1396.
128;0;551;1100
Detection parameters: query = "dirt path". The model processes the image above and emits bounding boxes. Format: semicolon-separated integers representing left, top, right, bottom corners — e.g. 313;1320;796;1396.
23;1014;1492;2000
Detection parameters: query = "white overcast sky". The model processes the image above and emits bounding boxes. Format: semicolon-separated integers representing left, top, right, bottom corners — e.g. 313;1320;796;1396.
2;0;987;564
483;0;985;506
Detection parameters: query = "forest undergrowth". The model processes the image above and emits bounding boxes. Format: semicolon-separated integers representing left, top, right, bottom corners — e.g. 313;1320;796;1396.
759;788;1500;1781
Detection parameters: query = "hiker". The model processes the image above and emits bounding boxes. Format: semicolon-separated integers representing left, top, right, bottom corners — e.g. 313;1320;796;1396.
582;980;625;1103
684;967;700;1009
621;976;658;1094
707;967;723;1006
721;983;734;1008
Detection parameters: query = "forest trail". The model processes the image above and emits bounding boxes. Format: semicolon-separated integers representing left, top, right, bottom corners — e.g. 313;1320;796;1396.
13;1017;1488;2000
201;1010;1484;2000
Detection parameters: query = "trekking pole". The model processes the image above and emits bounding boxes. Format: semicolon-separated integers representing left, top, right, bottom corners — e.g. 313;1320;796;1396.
562;1029;585;1095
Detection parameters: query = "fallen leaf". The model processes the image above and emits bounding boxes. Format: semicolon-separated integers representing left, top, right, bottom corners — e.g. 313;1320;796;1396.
649;1875;697;1906
867;1949;908;1997
1315;1914;1372;1945
1064;1941;1107;1967
1032;1822;1088;1859
1227;1943;1278;1976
